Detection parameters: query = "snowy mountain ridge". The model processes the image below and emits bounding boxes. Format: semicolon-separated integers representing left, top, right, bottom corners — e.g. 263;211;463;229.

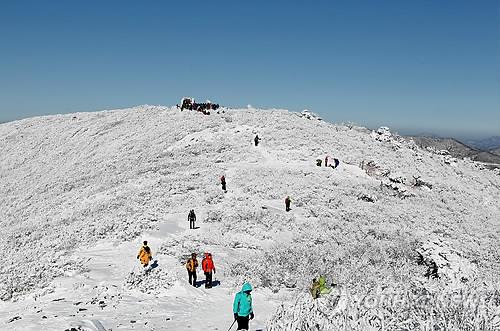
1;105;499;330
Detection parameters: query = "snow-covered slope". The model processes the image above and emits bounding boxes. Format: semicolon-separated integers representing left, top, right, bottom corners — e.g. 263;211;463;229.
1;105;499;330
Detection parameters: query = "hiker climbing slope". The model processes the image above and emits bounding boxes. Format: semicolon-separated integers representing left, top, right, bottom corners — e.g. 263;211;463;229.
188;209;196;229
309;275;331;299
254;135;261;146
202;252;216;288
137;241;153;268
333;158;340;169
285;196;291;212
233;282;254;330
310;278;321;299
220;175;227;192
186;253;199;287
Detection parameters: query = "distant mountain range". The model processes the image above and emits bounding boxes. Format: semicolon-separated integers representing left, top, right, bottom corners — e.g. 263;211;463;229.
406;135;500;168
463;136;500;152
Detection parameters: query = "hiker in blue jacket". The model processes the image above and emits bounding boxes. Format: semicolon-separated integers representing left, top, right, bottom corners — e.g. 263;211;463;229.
233;282;254;330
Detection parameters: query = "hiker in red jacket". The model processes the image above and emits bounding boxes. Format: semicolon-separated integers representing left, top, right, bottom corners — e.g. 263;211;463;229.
202;252;216;288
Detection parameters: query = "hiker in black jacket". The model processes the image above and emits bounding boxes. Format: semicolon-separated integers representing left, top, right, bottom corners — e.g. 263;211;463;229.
254;135;261;146
188;209;196;229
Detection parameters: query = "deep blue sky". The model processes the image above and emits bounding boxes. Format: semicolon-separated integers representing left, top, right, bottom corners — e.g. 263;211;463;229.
1;1;498;138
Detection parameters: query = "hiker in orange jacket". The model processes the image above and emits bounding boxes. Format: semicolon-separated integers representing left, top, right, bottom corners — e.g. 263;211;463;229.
202;252;216;288
137;241;153;267
186;253;199;287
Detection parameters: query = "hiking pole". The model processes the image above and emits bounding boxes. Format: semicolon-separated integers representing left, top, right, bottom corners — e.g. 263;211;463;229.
226;319;236;331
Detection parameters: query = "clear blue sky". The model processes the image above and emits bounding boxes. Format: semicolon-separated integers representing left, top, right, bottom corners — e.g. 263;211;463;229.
1;0;498;138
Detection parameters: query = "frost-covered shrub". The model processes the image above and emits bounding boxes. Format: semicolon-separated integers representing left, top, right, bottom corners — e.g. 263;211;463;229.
226;205;271;223
268;283;500;331
205;209;224;223
124;266;174;295
205;192;224;205
0;283;13;301
263;226;500;330
159;237;203;263
413;175;433;189
358;193;377;202
228;229;423;295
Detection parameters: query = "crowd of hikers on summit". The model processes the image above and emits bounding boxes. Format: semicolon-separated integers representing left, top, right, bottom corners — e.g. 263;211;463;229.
176;97;220;114
131;111;343;330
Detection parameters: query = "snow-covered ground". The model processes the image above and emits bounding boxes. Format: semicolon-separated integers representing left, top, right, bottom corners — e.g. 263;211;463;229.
1;105;499;330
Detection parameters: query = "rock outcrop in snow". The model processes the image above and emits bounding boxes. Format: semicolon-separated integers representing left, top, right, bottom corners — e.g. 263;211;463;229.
299;109;322;121
417;238;477;285
371;126;392;142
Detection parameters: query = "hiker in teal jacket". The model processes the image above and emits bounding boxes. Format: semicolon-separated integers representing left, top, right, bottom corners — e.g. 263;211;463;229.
233;282;254;330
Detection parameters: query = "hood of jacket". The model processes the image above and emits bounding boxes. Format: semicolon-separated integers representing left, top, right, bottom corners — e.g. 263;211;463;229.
241;282;253;292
